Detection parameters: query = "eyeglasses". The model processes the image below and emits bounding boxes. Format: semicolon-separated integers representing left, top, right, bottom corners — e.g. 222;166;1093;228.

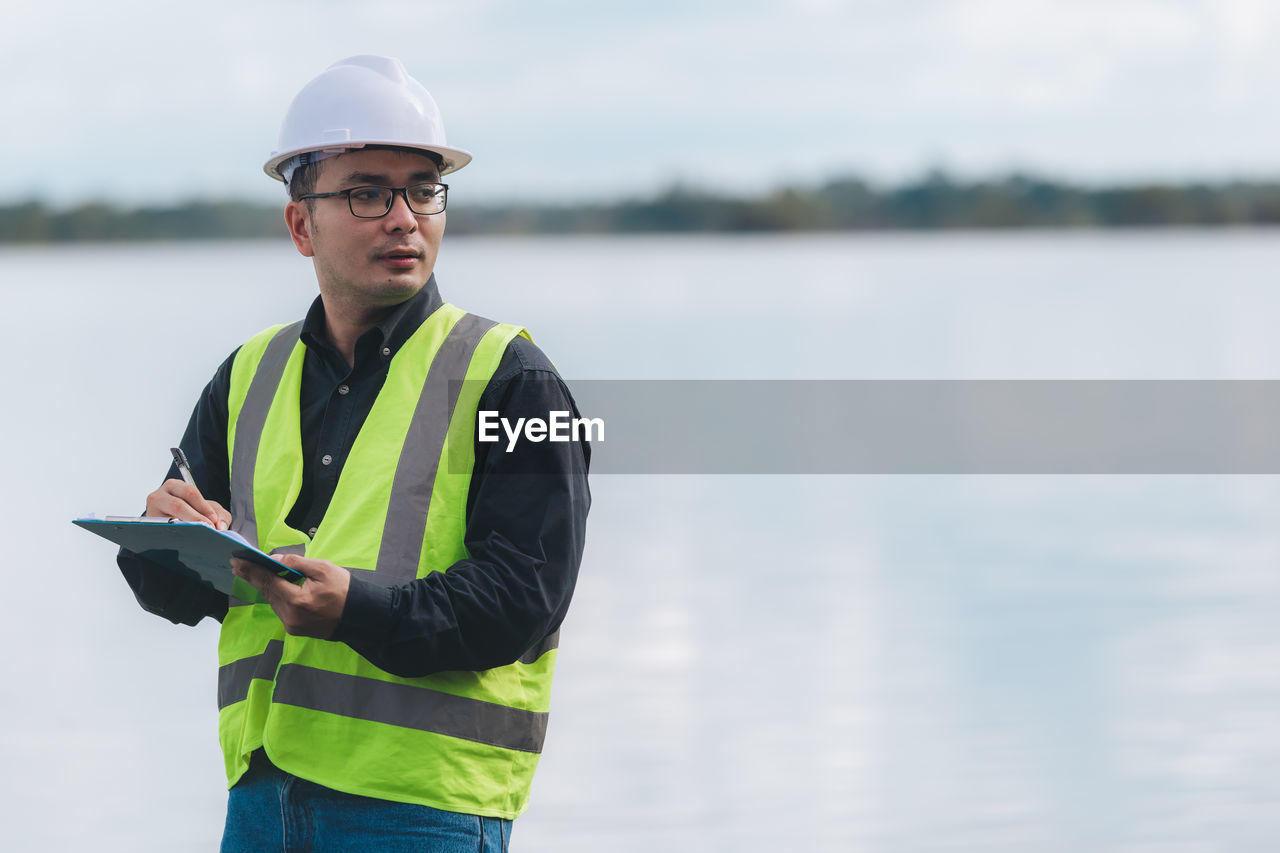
298;182;449;217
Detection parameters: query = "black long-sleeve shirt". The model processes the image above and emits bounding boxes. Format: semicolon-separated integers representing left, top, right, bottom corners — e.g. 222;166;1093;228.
117;276;590;678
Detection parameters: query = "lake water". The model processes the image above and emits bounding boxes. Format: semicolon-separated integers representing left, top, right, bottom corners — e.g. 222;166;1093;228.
3;231;1279;851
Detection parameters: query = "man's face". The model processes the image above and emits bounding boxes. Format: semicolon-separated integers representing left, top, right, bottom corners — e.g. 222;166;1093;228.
285;147;446;312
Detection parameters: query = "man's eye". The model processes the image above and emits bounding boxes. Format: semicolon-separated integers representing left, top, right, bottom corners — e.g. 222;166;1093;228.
349;188;385;203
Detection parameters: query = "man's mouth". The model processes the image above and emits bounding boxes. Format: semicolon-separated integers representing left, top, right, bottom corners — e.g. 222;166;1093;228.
379;248;422;267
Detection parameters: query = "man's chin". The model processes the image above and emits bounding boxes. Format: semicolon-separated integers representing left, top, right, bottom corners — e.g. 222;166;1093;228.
372;276;429;302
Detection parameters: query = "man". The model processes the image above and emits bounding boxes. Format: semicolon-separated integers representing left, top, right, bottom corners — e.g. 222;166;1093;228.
118;55;590;852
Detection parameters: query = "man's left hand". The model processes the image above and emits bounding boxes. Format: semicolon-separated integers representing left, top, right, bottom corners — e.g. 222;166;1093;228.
231;554;351;639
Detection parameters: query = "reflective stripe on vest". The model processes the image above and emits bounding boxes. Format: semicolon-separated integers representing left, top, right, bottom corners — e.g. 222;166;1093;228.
218;639;284;709
218;653;549;753
217;631;563;714
229;320;303;550
375;312;496;584
271;665;548;753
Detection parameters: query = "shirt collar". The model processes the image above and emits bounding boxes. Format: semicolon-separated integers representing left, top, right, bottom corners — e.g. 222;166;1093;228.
300;274;445;363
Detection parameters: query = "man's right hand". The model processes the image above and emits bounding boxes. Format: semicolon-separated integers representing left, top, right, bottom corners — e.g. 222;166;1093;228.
145;479;232;530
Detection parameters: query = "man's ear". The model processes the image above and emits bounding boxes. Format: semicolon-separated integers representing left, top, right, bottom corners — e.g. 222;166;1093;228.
285;200;315;258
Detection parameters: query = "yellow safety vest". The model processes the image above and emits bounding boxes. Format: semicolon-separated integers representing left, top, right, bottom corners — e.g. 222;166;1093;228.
216;302;557;819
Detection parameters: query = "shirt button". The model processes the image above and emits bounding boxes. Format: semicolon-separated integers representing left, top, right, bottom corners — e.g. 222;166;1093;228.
337;384;350;395
322;454;333;466
381;346;392;357
308;527;318;538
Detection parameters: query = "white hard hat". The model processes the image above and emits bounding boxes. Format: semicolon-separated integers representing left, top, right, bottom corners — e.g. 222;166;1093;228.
263;55;472;182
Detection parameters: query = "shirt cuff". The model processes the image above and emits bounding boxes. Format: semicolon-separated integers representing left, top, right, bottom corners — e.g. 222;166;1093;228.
334;572;395;643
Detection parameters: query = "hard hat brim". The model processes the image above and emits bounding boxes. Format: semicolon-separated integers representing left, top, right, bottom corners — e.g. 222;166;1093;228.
263;141;473;182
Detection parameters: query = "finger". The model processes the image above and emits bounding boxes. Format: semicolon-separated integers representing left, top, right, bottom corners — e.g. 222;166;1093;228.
230;557;257;584
274;553;327;579
258;553;308;586
207;501;233;531
232;557;274;588
147;480;216;524
233;557;274;580
167;481;225;528
277;556;350;605
231;567;262;599
146;480;218;524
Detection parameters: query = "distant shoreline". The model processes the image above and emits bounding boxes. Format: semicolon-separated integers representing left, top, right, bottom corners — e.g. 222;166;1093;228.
5;172;1280;243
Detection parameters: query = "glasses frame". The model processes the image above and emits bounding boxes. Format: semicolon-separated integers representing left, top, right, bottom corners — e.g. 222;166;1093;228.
297;182;449;218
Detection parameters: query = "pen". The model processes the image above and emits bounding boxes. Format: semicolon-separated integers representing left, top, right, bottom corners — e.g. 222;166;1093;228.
170;447;197;487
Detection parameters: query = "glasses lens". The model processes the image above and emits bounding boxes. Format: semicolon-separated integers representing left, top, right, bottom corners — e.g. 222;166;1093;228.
348;186;393;218
406;183;447;215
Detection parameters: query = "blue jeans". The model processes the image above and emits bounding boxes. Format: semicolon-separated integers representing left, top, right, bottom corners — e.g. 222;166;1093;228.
221;752;512;853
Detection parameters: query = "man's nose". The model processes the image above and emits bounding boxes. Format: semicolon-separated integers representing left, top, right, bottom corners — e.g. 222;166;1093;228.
382;188;418;231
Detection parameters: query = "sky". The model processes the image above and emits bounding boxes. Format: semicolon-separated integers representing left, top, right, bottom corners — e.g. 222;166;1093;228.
5;0;1280;206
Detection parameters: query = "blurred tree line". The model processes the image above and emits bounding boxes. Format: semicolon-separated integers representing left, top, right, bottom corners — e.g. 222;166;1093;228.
4;172;1280;242
0;200;286;242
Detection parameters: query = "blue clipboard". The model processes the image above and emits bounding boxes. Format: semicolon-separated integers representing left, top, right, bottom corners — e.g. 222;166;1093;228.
74;517;305;601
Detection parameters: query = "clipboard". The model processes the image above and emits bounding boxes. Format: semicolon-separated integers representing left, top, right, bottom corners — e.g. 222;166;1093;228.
73;517;305;600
